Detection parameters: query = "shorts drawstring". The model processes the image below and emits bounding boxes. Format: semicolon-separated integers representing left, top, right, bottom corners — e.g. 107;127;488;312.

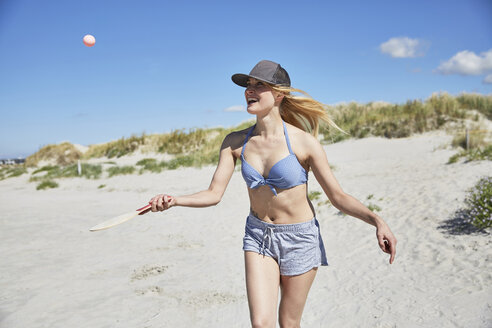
260;226;274;256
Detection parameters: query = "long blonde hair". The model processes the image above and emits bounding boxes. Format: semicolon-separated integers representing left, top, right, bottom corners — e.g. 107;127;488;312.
270;84;347;137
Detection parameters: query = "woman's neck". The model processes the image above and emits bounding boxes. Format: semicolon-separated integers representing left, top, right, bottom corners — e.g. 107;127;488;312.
255;108;284;137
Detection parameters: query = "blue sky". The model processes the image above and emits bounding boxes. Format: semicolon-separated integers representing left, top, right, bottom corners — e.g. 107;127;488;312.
0;0;491;158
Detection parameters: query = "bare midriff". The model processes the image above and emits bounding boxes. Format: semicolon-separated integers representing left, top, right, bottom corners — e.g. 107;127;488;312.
248;183;315;224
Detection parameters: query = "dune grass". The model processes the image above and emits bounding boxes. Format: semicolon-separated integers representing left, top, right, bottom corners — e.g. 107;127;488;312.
83;135;146;159
19;93;491;179
30;164;102;181
320;92;478;143
153;128;210;154
36;180;59;190
0;165;27;180
448;145;492;164
107;165;136;177
455;93;492;120
25;142;82;167
447;126;491;164
136;158;164;173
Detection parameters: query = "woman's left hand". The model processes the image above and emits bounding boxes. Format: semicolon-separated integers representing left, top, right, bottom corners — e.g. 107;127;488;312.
376;223;397;264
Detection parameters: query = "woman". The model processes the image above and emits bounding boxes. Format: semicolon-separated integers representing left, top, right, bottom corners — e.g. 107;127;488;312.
149;60;397;328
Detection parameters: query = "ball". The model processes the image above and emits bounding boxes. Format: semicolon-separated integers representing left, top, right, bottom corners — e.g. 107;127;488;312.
83;34;96;47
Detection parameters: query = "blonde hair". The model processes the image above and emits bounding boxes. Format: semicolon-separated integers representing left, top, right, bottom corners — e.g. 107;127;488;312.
270;84;347;137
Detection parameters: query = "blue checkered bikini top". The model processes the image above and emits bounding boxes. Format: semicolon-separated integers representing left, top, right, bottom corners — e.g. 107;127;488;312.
240;121;308;196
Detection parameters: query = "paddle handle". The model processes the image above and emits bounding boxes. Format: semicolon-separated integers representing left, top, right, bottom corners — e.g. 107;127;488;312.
139;195;173;215
137;204;152;215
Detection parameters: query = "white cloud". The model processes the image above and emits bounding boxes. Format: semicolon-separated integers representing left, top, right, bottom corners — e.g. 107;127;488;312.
436;49;492;75
224;105;245;112
484;74;492;84
380;37;428;58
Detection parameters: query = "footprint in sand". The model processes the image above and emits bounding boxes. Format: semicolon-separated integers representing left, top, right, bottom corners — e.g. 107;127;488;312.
135;285;164;296
185;291;242;307
130;265;168;282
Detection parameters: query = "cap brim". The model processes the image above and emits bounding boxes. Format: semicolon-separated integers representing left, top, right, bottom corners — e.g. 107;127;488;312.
231;73;276;88
231;73;249;87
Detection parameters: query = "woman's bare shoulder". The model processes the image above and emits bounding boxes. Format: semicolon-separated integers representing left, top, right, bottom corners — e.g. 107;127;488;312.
285;122;324;163
222;125;254;148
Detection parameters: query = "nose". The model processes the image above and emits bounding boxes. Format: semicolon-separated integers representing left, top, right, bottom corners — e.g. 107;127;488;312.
245;86;255;95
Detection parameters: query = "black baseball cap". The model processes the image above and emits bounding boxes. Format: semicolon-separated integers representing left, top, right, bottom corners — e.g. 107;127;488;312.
232;60;291;87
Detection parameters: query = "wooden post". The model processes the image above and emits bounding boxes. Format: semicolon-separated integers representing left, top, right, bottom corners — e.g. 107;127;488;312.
465;129;469;150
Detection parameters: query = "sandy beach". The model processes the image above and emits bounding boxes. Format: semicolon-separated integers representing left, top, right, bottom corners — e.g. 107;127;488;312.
1;130;491;328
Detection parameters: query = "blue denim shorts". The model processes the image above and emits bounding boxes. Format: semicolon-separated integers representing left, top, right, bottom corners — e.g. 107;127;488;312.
243;213;328;276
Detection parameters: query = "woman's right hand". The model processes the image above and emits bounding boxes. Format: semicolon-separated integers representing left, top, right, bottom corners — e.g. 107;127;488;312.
149;194;175;212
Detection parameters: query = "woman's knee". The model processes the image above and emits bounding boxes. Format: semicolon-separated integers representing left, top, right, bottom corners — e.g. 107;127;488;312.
251;315;276;328
278;315;300;328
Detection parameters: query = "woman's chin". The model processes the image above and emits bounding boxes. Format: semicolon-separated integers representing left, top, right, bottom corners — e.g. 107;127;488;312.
246;105;258;115
246;104;265;114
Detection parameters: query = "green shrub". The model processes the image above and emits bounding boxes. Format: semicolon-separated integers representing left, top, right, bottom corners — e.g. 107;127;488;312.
36;180;59;190
462;177;492;229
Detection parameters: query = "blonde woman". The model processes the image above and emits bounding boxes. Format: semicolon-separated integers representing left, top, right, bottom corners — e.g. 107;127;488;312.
149;60;397;327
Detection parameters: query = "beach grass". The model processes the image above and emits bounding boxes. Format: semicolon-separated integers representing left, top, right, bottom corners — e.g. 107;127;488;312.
25;142;82;167
136;158;164;173
0;165;27;180
319;92;484;143
448;126;491;163
30;164;102;181
36;180;59;190
153;128;210;154
17;93;492;180
455;93;492;120
107;165;136;177
448;145;492;164
83;135;146;159
308;191;322;201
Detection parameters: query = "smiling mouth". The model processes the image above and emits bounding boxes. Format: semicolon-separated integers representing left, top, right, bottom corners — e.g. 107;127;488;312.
247;98;258;105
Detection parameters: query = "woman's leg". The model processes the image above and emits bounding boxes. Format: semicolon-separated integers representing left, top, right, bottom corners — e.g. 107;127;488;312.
244;251;281;328
278;268;318;328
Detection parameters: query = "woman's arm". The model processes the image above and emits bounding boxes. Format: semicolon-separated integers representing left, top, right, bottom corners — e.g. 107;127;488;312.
306;135;397;264
149;133;237;211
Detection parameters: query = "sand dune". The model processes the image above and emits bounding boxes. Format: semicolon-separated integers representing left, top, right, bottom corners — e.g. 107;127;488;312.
0;130;490;327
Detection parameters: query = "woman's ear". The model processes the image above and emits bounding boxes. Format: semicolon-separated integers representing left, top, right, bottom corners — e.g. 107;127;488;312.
274;92;285;103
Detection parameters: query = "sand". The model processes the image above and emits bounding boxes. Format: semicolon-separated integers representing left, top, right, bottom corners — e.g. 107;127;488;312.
0;130;491;328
